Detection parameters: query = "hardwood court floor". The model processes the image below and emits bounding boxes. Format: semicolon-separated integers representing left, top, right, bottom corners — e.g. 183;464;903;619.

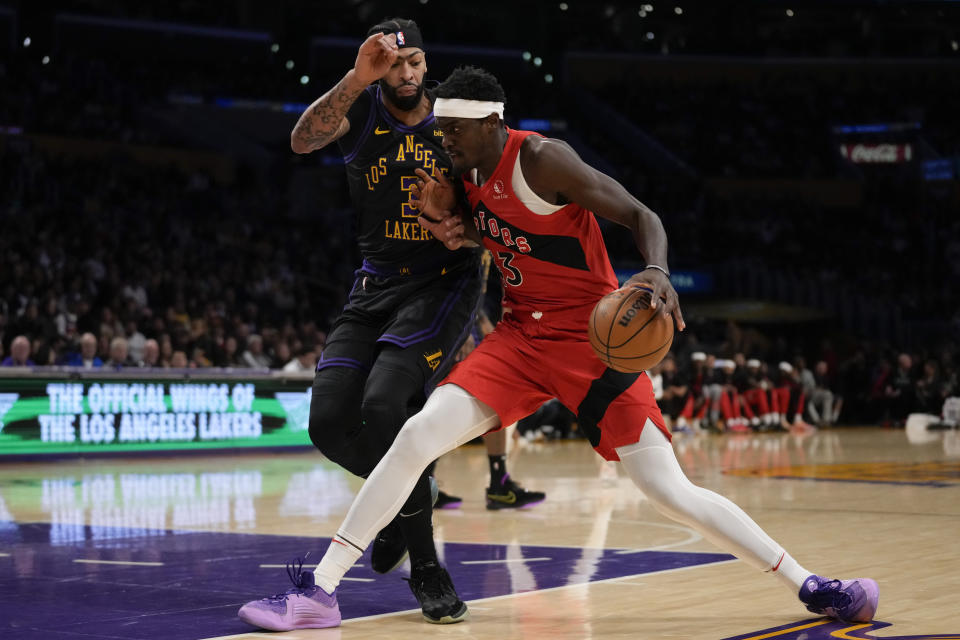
1;427;958;640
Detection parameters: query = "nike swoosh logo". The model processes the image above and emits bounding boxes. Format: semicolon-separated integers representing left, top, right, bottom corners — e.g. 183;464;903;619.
487;491;517;504
374;127;390;135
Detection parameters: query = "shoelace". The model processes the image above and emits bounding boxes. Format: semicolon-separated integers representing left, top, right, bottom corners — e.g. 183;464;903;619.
807;579;852;611
263;556;311;601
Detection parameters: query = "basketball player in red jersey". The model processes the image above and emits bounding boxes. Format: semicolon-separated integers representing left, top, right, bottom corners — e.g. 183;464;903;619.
238;66;878;629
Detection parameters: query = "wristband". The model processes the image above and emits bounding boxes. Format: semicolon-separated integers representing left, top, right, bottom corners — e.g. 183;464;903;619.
643;264;670;278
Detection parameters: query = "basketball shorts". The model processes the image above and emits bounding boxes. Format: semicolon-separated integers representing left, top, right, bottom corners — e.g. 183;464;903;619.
317;255;483;388
441;314;669;461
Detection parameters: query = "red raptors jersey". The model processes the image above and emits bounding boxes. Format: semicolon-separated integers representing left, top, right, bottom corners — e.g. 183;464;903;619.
463;129;618;335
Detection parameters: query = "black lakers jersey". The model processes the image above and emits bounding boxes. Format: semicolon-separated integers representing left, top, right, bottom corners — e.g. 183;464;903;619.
337;85;468;273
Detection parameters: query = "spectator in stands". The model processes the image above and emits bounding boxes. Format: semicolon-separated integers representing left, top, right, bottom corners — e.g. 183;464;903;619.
517;399;577;441
914;360;942;416
64;332;103;368
220;335;244;368
795;357;815;399
884;353;915;426
1;335;34;366
9;302;42;341
31;336;62;366
191;346;213;368
840;349;870;424
271;341;292;370
241;334;271;369
99;308;123;342
283;344;318;373
159;334;174;367
139;338;160;367
105;336;132;369
39;297;61;344
125;319;146;364
169;350;189;368
656;356;689;433
55;296;79;339
941;358;958;404
807;360;841;427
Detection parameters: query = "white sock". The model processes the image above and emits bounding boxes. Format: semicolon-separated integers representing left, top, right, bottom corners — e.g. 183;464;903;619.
768;551;811;594
314;534;363;594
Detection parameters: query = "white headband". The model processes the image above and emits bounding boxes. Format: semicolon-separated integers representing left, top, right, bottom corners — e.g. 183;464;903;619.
433;98;504;119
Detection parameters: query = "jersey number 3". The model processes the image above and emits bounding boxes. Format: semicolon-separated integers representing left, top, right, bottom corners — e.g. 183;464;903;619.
495;252;523;287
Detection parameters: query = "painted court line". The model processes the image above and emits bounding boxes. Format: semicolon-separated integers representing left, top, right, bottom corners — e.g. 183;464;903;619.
735;619;832;639
341;577;375;582
73;559;164;566
607;559;741;588
460;557;552;565
259;563;365;568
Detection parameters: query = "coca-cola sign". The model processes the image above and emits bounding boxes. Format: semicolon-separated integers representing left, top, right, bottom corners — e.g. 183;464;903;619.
839;143;913;164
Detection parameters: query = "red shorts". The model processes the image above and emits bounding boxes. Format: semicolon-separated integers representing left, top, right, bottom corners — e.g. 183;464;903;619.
440;314;668;461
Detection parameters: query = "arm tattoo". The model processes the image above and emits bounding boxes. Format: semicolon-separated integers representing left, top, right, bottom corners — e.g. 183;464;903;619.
292;76;365;151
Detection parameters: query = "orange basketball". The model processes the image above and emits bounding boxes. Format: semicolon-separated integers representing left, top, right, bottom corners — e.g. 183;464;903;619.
589;285;674;373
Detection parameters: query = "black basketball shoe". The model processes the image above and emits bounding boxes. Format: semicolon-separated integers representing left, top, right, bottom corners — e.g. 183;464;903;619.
371;477;440;573
485;474;546;510
405;560;469;624
433;490;463;510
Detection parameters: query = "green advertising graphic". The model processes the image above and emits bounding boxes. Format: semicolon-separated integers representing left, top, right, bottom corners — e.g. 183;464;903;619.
0;375;314;456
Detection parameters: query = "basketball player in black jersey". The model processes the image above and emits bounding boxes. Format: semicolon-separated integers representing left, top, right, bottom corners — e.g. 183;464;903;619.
247;18;535;628
282;18;473;625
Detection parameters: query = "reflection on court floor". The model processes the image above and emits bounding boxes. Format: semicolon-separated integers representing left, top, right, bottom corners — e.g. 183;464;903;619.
0;522;732;640
1;427;957;639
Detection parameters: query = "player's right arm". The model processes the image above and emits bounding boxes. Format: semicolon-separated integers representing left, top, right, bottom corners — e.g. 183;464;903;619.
521;135;685;331
290;33;399;153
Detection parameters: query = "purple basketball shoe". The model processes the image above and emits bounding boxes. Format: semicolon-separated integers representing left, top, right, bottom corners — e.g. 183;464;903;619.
798;574;879;623
238;560;341;631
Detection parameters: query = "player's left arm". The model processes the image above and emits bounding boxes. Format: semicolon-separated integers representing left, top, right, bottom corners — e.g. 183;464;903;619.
521;137;685;331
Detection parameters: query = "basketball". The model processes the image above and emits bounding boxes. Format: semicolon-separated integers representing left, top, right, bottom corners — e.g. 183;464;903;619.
589;285;674;373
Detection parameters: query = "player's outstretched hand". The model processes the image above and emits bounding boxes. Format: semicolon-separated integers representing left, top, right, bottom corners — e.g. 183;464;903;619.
624;270;686;331
417;210;468;251
411;167;456;219
354;33;399;84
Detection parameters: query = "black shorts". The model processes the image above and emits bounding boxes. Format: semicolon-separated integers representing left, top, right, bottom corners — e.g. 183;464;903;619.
318;254;483;389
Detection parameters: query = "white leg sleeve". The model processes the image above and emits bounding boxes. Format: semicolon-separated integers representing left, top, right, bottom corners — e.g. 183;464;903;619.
616;422;784;571
314;384;499;592
338;383;499;548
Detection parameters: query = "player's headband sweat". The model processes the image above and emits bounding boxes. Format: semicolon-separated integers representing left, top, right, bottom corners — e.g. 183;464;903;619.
433;98;504;120
367;21;424;50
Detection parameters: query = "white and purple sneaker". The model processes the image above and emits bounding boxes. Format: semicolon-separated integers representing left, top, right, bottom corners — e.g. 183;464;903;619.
238;562;341;631
799;574;879;622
